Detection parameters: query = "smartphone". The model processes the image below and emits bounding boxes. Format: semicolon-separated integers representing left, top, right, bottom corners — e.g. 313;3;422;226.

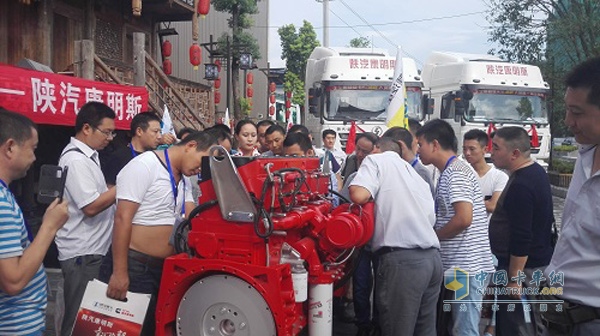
37;165;68;204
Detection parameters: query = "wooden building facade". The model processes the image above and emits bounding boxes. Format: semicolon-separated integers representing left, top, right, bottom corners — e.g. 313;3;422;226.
0;0;214;129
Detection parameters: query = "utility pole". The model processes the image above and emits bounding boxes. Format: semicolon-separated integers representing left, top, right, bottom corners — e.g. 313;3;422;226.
323;0;329;47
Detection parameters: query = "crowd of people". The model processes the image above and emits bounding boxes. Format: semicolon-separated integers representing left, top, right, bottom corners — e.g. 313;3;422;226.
0;57;599;336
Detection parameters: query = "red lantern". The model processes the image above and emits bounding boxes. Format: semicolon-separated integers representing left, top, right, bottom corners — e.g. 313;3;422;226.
189;43;201;70
214;91;221;104
269;82;276;93
285;100;291;109
162;59;172;75
162;40;172;58
269;95;276;104
214;78;221;89
269;105;275;116
198;0;210;16
246;86;254;98
246;72;254;85
215;59;222;72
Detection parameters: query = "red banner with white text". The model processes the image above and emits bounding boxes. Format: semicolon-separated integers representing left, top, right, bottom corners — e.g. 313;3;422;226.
0;63;148;130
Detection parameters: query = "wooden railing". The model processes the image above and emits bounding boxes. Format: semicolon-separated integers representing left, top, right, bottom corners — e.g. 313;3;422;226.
143;52;212;130
92;54;213;130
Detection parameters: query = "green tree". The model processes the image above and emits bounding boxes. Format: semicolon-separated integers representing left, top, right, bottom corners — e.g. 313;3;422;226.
278;20;320;106
348;37;371;48
212;0;261;120
516;97;534;120
486;0;600;138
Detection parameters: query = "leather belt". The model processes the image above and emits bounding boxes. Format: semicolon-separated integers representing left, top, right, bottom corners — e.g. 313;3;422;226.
541;297;600;327
128;249;165;268
374;246;406;257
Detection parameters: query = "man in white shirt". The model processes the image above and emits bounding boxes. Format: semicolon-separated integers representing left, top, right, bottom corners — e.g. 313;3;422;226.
463;129;508;220
56;102;117;336
321;129;347;169
350;137;442;336
100;131;217;335
543;57;600;336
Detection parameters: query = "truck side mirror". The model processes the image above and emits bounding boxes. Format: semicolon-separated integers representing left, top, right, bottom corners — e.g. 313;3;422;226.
440;93;453;119
422;95;434;115
308;88;321;115
453;89;472;120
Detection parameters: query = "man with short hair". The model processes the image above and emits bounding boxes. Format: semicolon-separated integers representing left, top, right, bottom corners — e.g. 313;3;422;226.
349;136;441;336
283;132;314;157
489;127;553;335
263;124;287;156
322;129;347;168
463;129;508;219
101;112;164;187
0;109;69;335
340;132;379;180
177;127;197;140
463;128;508;336
257;119;276;153
383;126;435;195
57;102;118;336
101;131;217;335
542;57;600;336
416;119;494;336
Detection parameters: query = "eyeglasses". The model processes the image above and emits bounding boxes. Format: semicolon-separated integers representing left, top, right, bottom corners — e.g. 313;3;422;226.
94;127;117;138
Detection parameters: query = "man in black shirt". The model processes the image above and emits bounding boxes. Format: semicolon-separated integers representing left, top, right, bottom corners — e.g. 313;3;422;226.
101;112;164;186
489;126;554;335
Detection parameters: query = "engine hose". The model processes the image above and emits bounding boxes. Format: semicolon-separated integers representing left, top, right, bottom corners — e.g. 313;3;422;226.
333;246;363;290
250;194;274;239
174;199;218;255
328;189;351;204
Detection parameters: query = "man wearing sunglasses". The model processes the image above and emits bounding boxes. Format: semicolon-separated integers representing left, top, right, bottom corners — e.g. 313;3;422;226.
56;102;117;336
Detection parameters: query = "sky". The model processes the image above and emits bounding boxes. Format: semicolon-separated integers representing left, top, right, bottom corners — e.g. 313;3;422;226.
268;0;495;69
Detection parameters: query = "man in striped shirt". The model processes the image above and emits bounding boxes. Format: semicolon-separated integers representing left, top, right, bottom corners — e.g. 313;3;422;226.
417;119;495;336
0;109;69;335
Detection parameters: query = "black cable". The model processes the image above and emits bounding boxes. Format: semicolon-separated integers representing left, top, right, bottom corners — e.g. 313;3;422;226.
329;189;351;204
174;200;218;255
251;194;274;239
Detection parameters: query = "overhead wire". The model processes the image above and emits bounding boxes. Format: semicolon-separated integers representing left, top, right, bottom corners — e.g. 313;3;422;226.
337;0;424;64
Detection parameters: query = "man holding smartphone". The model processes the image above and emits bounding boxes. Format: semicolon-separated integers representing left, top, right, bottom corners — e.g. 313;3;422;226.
0;109;69;335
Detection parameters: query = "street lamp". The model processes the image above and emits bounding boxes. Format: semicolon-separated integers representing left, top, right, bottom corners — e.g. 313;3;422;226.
239;53;253;70
204;63;219;80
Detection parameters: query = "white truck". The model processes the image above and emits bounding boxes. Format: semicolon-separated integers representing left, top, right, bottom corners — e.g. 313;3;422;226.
304;47;425;150
421;52;551;165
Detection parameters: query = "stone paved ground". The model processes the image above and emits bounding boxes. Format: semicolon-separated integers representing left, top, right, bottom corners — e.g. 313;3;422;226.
44;195;566;335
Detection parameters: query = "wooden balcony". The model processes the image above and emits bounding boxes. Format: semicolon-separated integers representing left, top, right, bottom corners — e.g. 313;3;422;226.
141;0;195;22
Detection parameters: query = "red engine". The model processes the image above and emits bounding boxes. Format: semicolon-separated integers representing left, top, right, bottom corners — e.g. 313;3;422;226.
156;150;373;336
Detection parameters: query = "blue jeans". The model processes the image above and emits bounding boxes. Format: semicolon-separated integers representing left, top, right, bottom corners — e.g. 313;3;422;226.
450;275;490;336
99;248;164;336
353;248;379;328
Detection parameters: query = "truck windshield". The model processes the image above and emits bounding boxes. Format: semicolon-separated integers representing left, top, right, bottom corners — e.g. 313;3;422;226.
465;89;548;124
324;84;423;121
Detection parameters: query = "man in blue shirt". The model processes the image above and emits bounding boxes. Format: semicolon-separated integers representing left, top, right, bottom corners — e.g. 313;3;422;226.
0;108;69;335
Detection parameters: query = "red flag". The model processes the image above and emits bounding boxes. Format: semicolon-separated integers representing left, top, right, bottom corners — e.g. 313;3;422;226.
486;123;497;152
530;124;540;147
346;121;357;154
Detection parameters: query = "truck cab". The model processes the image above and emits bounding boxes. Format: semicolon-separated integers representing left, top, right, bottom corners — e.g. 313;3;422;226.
304;47;424;151
422;52;551;164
